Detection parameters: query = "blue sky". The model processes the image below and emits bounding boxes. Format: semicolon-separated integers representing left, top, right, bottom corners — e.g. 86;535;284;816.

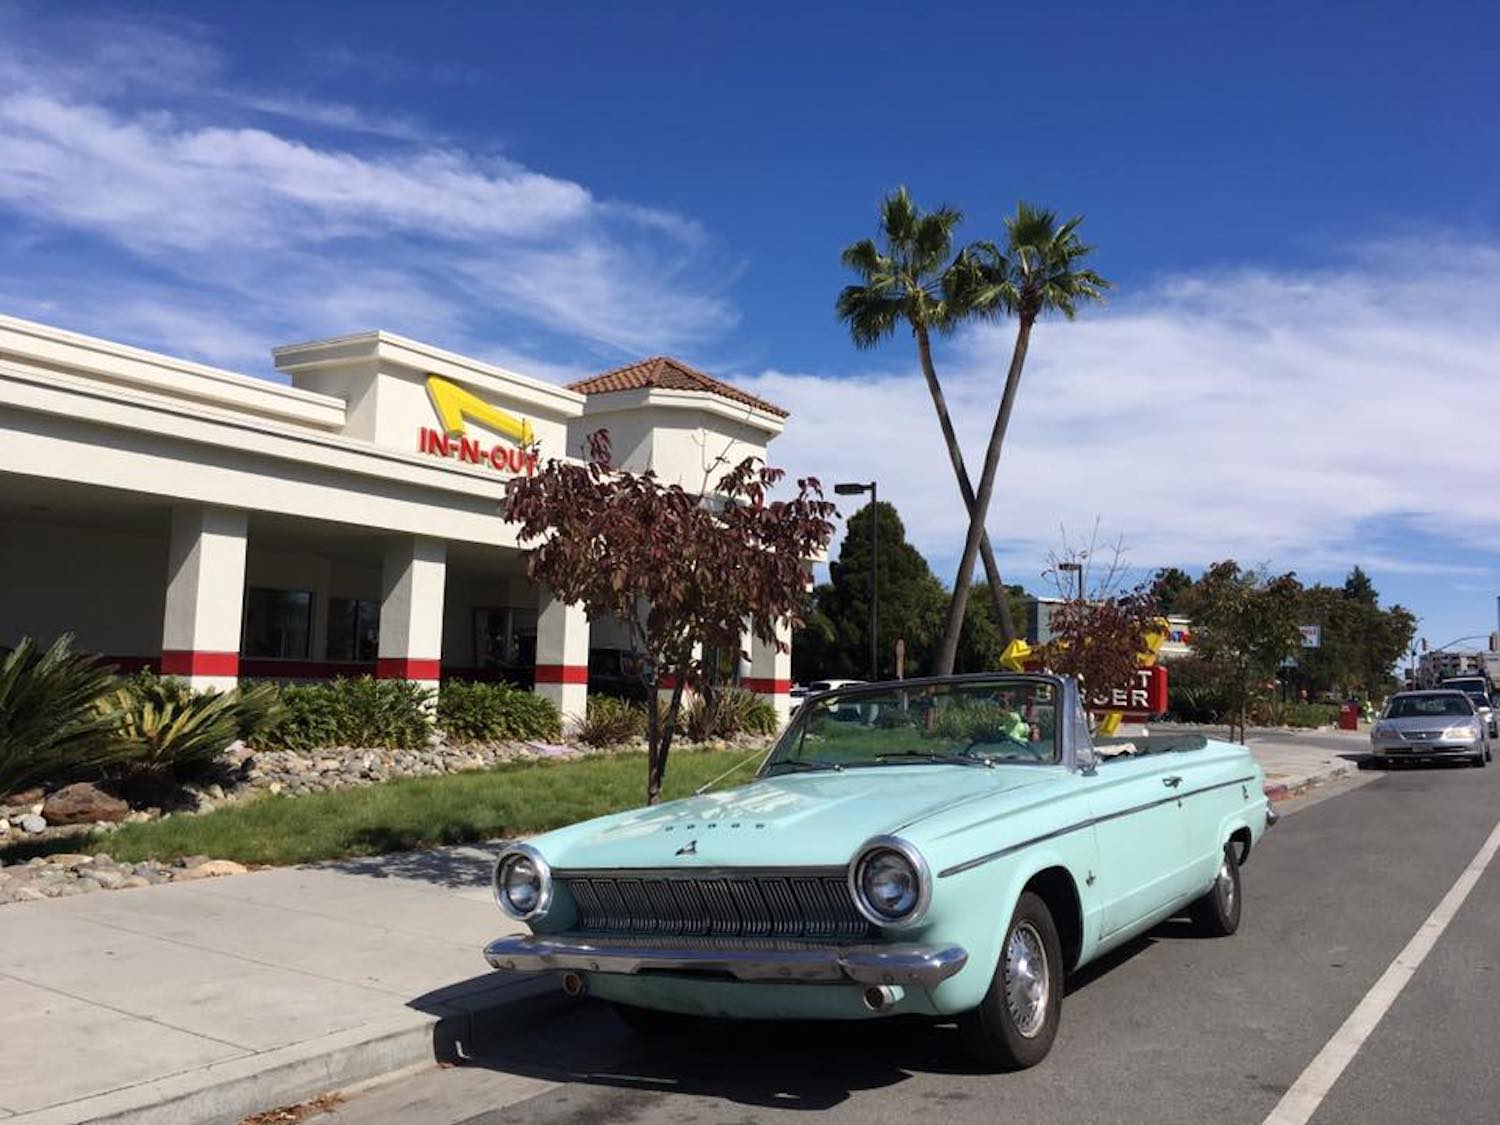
2;0;1498;653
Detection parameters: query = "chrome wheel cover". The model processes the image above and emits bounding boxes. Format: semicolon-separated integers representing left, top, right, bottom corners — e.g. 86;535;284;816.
1217;856;1236;917
1004;920;1050;1038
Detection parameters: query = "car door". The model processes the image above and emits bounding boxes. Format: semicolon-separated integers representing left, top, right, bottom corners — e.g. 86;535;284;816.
1084;754;1191;937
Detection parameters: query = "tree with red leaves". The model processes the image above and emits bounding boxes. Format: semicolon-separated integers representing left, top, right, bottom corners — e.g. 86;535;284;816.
505;431;836;804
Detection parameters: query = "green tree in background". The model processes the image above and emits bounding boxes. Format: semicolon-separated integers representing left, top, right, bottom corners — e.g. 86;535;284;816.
793;502;947;681
792;501;1035;682
1180;561;1304;741
1150;566;1194;615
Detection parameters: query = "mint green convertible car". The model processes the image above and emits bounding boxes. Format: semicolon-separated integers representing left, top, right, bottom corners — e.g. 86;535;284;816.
484;673;1275;1069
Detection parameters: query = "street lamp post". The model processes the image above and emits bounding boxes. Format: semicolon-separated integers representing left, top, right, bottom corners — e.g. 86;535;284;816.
1057;560;1084;602
835;481;878;681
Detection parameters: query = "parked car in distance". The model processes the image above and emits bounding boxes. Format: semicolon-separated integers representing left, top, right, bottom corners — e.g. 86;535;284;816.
806;678;865;694
1370;690;1491;766
483;673;1274;1069
1439;676;1498;739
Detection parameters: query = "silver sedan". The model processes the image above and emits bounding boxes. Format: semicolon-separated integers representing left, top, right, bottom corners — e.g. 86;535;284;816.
1369;690;1492;766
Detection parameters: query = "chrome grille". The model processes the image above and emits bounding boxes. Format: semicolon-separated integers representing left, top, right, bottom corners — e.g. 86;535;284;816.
562;869;871;940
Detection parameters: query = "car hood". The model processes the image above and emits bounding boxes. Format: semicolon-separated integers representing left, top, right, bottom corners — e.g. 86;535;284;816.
533;766;1054;871
1380;715;1478;731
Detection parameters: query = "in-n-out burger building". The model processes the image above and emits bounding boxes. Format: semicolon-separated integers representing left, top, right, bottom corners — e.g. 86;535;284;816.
0;314;795;720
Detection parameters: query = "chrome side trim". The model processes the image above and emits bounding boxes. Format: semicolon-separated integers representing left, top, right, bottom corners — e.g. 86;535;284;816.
938;774;1259;878
483;933;968;988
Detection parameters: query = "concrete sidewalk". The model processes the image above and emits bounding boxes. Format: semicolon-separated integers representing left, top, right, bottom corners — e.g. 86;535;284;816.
1241;726;1368;799
0;845;532;1125
0;731;1366;1124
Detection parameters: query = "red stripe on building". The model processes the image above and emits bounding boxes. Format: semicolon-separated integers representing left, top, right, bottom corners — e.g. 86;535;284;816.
159;650;239;677
375;657;442;680
742;676;792;694
534;663;588;684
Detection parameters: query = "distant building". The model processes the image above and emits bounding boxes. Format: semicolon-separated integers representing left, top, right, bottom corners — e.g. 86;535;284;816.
1416;650;1484;687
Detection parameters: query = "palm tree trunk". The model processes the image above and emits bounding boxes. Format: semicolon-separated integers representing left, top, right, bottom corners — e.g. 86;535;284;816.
935;317;1034;675
913;326;1018;645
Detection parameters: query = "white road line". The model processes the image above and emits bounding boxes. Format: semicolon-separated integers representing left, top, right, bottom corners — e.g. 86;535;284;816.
1262;816;1500;1125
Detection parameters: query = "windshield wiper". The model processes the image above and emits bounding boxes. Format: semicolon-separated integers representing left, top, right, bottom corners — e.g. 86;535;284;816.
874;751;993;769
766;758;845;775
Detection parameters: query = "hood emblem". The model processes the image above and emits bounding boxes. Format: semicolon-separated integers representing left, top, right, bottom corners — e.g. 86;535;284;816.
675;839;698;856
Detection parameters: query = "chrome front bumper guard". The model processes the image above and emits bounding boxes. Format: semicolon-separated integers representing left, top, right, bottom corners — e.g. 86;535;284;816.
484;934;969;988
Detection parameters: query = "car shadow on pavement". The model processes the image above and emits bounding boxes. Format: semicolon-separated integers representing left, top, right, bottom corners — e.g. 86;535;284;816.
319;837;507;888
409;973;1000;1111
404;927;1173;1114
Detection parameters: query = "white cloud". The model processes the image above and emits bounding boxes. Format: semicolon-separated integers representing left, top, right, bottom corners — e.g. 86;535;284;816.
0;14;737;367
737;243;1500;589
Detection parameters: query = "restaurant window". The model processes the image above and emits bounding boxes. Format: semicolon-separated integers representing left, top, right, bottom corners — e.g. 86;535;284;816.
327;597;379;662
242;587;313;659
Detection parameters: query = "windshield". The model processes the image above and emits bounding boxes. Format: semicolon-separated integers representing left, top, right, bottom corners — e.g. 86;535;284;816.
1385;693;1474;719
761;677;1060;775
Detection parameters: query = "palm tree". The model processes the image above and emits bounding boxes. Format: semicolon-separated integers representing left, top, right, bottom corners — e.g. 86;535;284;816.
932;202;1111;674
837;187;1018;644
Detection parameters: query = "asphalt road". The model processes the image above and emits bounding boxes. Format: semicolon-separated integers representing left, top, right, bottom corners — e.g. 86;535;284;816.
328;760;1500;1125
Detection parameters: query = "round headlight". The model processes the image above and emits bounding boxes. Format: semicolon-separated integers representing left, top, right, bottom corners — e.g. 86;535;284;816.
849;836;931;928
493;845;552;920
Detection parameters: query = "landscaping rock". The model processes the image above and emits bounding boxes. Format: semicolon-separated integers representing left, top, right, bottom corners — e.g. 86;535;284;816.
179;859;247;879
0;817;9;835
41;782;128;826
19;813;46;834
46;853;95;869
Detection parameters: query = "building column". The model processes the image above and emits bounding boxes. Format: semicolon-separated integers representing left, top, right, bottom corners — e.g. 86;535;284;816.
161;506;248;693
745;617;794;726
377;536;446;691
535;591;588;721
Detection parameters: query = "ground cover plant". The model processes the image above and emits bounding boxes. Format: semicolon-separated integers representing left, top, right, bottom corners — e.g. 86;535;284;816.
575;694;647;748
255;677;434;751
0;635;124;796
436;680;561;742
2;747;760;867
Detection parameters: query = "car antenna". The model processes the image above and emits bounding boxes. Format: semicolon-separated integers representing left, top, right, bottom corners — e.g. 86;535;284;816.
694;745;775;795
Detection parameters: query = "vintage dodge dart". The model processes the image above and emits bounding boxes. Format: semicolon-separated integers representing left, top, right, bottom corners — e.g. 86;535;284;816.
484;673;1275;1068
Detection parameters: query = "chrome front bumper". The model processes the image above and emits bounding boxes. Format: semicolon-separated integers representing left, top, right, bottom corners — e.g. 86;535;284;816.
483;933;969;988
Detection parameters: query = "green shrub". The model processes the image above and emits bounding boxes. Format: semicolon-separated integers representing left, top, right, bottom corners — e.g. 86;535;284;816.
254;677;433;751
227;681;287;744
437;680;562;743
678;687;780;742
1261;701;1340;729
575;695;647;748
0;635;126;797
98;673;288;779
102;673;241;778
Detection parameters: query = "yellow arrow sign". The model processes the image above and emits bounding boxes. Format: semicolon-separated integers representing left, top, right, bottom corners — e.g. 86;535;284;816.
425;375;534;446
998;638;1032;672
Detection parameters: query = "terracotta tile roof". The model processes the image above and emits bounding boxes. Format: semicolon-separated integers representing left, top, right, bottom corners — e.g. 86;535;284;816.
567;356;788;418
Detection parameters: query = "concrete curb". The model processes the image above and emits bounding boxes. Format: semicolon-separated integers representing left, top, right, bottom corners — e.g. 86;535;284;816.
1264;761;1357;803
11;977;557;1125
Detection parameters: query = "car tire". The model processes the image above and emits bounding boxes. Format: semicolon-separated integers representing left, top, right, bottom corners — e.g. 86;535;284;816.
1472;751;1487;768
612;1003;696;1037
958;890;1063;1071
1188;842;1242;937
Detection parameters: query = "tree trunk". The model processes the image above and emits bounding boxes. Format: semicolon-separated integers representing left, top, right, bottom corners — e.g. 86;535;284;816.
646;677;686;804
934;318;1034;675
913;326;1018;645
